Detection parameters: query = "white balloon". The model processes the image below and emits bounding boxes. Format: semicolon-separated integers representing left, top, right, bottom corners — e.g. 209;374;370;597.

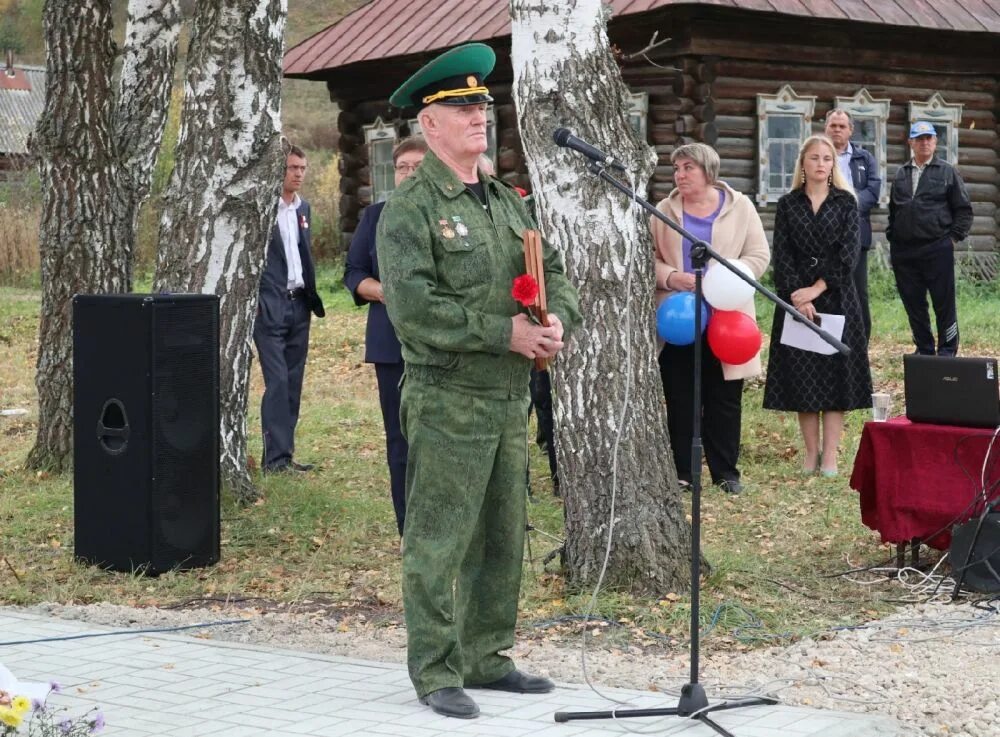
703;259;755;311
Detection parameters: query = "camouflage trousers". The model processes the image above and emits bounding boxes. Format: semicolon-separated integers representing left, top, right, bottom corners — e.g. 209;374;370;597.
399;378;530;698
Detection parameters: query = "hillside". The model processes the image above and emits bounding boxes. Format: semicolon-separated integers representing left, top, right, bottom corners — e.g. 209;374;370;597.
0;0;368;148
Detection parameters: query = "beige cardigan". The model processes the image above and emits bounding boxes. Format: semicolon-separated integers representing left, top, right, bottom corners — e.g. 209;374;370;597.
651;181;771;380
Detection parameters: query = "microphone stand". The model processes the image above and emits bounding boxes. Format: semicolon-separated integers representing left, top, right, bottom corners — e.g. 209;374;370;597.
553;158;849;737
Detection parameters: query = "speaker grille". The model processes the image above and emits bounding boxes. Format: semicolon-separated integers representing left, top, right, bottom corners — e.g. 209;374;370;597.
151;299;220;570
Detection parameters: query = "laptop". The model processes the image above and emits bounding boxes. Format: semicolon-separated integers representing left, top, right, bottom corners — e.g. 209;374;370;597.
904;355;1000;428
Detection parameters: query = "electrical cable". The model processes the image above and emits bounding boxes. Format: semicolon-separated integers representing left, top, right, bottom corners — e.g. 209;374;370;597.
0;619;249;647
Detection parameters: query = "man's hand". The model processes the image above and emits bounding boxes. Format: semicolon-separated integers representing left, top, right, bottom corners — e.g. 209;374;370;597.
510;313;565;359
357;277;385;303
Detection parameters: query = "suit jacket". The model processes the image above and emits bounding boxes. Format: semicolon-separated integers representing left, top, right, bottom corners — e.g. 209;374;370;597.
343;202;402;364
258;198;325;326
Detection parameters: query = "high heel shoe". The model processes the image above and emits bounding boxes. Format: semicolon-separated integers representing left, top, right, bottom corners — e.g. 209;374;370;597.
820;467;838;478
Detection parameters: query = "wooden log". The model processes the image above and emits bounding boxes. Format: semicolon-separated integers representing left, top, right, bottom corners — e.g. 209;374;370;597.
955;165;999;185
645;85;680;104
653;165;673;183
970;215;996;235
710;59;998;94
650;105;680;124
651;125;678;145
714;98;756;117
337;109;359;134
674;115;698;133
338;133;362;154
338;177;358;195
692;100;716;123
957;148;999;168
695;62;716;84
338;153;362;176
721;176;755;195
672;74;711;101
499;127;519;149
714;137;753;159
719;159;754;178
715;115;755;137
966;183;999;202
498;148;521;172
339;194;360;221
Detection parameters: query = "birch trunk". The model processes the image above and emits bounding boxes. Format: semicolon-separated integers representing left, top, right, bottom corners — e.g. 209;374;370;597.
112;0;183;283
511;0;691;594
27;0;121;472
153;0;286;503
28;0;185;471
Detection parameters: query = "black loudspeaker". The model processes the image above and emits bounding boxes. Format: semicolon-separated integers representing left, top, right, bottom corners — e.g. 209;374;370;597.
73;294;220;574
950;511;1000;594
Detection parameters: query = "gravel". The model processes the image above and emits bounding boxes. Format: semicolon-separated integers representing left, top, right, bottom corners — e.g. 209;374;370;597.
22;599;1000;737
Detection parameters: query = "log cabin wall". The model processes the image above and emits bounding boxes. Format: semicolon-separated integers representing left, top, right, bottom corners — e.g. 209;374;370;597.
324;7;999;267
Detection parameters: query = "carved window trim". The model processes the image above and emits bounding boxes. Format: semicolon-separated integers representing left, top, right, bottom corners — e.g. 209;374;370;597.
363;116;398;203
756;85;816;205
908;93;963;165
834;88;891;207
628;91;649;141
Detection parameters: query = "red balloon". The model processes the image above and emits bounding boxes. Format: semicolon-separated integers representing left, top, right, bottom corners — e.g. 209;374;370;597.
706;310;762;365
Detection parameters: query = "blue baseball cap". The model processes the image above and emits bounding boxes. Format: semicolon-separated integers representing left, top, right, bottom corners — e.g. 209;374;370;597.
909;121;937;138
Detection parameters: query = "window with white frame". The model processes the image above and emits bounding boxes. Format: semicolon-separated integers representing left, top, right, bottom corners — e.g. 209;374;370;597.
628;91;649;141
909;93;963;165
756;85;816;205
834;89;891;207
363;116;398;203
408;105;497;169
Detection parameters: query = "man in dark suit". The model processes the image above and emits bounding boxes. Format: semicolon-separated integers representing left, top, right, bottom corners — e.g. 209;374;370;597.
254;144;325;473
344;136;427;535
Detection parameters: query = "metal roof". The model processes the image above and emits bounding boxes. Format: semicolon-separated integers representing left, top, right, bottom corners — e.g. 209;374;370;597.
0;64;45;156
284;0;1000;76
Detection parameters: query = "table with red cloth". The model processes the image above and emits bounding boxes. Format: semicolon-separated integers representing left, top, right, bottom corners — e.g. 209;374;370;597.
850;416;999;551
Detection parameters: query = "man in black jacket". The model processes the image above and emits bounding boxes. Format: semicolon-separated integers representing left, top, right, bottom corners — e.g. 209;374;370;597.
887;121;973;356
825;108;880;340
254;144;325;472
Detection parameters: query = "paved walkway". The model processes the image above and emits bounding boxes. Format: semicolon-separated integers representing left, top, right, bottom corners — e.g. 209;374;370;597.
0;609;904;736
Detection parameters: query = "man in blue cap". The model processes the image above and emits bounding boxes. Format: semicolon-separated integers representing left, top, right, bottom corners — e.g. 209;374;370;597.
377;43;581;718
887;121;972;356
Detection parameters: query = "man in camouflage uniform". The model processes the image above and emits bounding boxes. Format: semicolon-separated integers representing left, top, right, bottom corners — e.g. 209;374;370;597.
377;43;581;719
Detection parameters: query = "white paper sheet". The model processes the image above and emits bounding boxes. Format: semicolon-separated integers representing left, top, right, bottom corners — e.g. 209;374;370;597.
780;312;845;355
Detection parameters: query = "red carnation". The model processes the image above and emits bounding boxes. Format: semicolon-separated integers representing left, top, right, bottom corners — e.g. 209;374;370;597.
511;274;539;307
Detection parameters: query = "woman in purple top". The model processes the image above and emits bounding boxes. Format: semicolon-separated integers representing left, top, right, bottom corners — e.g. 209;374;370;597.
652;143;771;495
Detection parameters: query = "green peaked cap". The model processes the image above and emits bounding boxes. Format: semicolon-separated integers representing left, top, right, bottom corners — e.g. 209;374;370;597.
389;42;496;110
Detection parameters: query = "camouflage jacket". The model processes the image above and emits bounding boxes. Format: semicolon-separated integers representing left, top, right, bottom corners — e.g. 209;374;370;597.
377;150;581;399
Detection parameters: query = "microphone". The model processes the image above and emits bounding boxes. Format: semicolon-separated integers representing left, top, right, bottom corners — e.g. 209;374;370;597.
552;128;625;170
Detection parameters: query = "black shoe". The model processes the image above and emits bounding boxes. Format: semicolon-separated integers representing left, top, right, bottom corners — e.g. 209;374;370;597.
263;462;290;474
718;479;743;495
473;669;555;694
419;687;479;719
289;460;314;472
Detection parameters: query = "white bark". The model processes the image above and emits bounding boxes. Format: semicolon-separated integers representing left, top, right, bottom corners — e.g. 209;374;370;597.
511;0;691;594
153;0;287;503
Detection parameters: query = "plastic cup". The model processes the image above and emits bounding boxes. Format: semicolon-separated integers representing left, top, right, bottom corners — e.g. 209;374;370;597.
872;392;891;422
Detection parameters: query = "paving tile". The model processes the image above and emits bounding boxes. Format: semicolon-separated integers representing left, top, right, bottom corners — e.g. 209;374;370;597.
0;609;906;737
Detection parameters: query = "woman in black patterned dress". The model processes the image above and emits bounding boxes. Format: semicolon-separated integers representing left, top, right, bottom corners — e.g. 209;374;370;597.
763;135;872;477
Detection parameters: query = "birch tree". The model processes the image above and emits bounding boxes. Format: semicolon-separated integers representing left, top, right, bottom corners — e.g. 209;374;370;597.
511;0;690;594
27;0;181;471
153;0;286;502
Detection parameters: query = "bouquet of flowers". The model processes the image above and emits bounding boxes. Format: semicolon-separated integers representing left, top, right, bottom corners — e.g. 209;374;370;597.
0;665;104;736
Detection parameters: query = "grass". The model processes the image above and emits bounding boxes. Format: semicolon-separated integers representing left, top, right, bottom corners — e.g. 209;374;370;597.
2;264;998;655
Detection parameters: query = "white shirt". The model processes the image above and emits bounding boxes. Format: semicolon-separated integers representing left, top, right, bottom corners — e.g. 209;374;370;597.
836;143;854;193
277;194;305;290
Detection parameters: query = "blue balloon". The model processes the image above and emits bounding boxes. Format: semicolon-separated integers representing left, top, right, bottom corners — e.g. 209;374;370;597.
657;292;710;345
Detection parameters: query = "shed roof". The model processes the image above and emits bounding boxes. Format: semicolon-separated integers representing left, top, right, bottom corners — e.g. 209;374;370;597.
0;64;45;156
284;0;1000;77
